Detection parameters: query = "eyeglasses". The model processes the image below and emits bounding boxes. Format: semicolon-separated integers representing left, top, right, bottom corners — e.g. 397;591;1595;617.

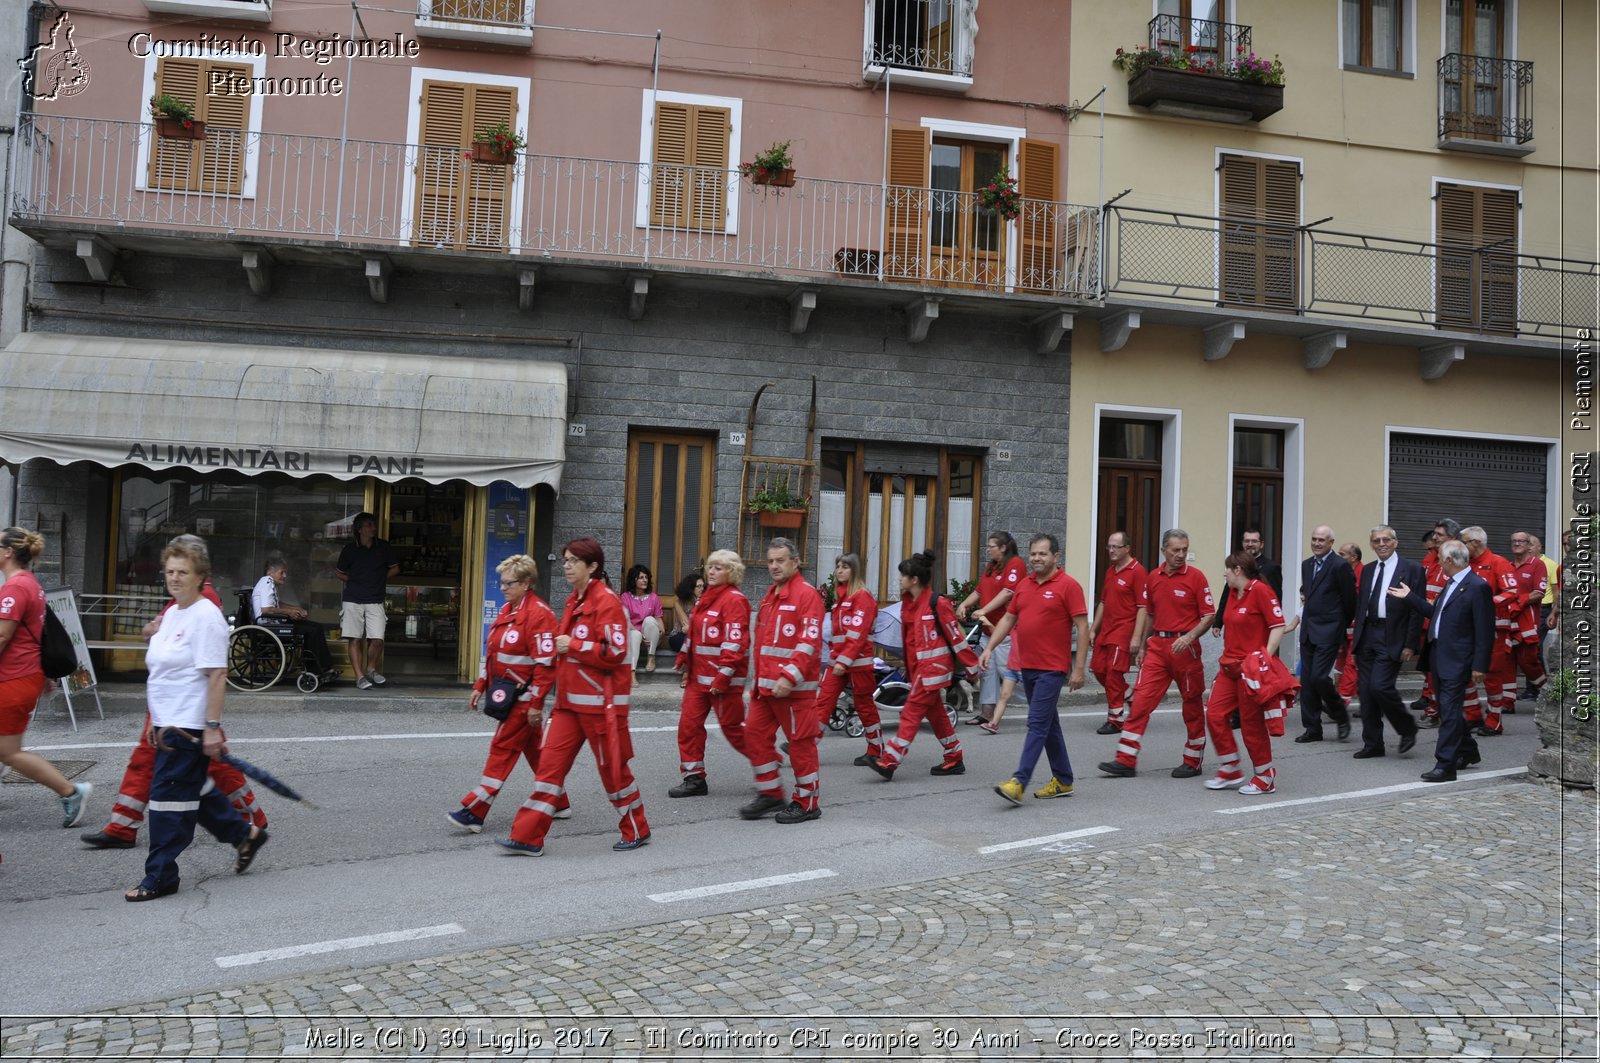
560;557;582;566
498;579;525;588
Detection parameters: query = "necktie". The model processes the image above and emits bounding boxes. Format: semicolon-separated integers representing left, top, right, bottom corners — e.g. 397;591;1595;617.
1370;560;1386;619
1313;556;1324;581
1431;578;1455;640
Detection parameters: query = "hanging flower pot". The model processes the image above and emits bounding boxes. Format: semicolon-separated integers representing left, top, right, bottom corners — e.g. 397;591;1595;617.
155;117;205;141
469;140;515;165
757;507;806;529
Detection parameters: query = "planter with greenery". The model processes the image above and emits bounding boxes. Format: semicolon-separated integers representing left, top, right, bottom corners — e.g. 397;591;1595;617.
469;121;526;164
1114;45;1285;122
739;141;795;187
149;95;204;140
747;479;810;528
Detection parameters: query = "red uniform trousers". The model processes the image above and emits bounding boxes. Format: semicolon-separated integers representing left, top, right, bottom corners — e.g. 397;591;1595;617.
879;685;962;768
816;668;882;758
677;686;748;778
746;691;820;811
1462;640;1517;729
1205;668;1275;789
458;709;568;822
1091;642;1133;722
101;714;267;842
1513;640;1547;690
1335;639;1359;700
1115;636;1207;769
507;707;648;848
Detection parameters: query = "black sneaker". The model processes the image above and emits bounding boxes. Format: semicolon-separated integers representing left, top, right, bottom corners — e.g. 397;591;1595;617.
1170;764;1202;779
929;758;966;777
1099;760;1136;778
738;794;786;820
774;801;821;824
668;775;709;798
853;753;877;767
1095;720;1121;735
867;758;896;780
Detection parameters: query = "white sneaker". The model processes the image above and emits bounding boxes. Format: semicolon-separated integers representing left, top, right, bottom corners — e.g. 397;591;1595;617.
1239;780;1276;795
356;676;374;690
1204;775;1243;790
367;672;387;686
551;807;572;819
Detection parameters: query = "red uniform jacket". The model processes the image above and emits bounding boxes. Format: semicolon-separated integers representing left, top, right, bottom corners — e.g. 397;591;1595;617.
1470;549;1520;647
754;575;824;696
828;587;878;672
475;593;557;706
1239;649;1299;735
555;580;632;713
676;583;751;694
1509;556;1548;643
901;589;981;692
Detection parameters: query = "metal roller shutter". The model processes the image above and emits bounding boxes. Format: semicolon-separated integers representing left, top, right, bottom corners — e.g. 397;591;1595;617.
1388;433;1550;549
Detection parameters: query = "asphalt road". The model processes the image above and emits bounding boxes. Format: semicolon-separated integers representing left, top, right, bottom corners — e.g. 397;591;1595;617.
2;681;1540;1016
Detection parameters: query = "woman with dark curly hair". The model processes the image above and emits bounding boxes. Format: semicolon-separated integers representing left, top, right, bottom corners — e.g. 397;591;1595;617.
622;564;663;673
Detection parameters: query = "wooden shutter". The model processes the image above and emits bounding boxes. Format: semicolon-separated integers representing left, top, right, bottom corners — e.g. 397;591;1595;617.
884;123;930;279
1219;154;1298;309
414;81;516;251
149;59;250;194
649;103;728;231
148;59;201;191
1017;137;1059;293
1436;182;1517;332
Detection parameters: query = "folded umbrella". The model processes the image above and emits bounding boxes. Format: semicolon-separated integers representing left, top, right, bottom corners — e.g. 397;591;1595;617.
156;727;317;808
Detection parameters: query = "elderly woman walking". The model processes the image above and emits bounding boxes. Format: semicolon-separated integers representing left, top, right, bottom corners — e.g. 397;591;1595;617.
127;535;266;901
668;549;751;798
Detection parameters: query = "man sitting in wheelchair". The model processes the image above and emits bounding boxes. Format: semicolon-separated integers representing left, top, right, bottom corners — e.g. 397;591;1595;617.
252;557;337;683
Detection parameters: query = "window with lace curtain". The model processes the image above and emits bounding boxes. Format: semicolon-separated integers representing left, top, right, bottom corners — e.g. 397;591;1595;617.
1342;0;1407;73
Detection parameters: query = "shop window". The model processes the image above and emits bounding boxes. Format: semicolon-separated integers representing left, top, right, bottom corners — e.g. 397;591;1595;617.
820;443;981;602
115;470;367;627
382;479;465;664
415;79;519;251
147;57;250;194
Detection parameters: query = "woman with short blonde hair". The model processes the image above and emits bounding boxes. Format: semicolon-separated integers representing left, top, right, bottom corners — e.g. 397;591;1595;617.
668;548;754;798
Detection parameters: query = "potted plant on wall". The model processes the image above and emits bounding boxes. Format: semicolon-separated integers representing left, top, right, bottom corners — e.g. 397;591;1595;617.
747;478;810;528
149;95;204;140
976;166;1022;221
739;141;795;187
469;121;525;165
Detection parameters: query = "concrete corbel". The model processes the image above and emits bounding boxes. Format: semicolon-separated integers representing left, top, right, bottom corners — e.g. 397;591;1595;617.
1202;320;1246;362
788;289;818;335
627;274;649;320
518;267;538;312
75;236;116;282
241;248;274;296
1099;310;1141;353
1030;309;1074;355
1301;330;1347;370
364;255;392;304
904;296;940;344
1420;343;1465;381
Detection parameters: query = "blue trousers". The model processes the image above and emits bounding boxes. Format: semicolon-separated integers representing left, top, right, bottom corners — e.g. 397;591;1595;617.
142;729;250;891
1012;669;1073;787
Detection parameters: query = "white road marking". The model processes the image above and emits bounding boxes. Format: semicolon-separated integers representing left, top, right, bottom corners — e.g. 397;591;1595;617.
647;868;837;904
978;825;1119;854
215;923;464;968
1213;767;1527;815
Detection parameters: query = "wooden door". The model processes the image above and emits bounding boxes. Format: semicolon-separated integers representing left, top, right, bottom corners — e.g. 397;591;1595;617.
624;432;715;596
1445;0;1506;139
929;139;1006;289
1219;154;1299;310
1436;182;1517;333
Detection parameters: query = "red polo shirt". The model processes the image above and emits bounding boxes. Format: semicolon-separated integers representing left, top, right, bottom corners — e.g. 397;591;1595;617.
1145;563;1214;634
1095;558;1147;646
1005;567;1088;673
976;557;1025;620
1221;578;1285;664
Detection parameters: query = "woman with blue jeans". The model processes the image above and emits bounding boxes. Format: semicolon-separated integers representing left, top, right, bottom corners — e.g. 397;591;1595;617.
126;535;267;901
957;532;1024;733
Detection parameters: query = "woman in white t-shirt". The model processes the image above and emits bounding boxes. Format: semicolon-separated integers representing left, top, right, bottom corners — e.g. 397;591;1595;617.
126;535;268;902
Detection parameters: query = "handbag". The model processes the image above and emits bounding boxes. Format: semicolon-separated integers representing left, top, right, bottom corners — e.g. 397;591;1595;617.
482;676;529;722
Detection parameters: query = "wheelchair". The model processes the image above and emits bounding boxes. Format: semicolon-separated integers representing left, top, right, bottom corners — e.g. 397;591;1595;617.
227;591;329;693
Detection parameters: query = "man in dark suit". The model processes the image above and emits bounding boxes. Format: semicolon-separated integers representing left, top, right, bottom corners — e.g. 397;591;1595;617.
1390;538;1494;782
1296;525;1356;742
1211;527;1283;634
1351;525;1423;758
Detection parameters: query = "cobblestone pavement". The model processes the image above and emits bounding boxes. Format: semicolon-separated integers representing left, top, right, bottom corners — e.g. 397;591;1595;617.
4;783;1594;1061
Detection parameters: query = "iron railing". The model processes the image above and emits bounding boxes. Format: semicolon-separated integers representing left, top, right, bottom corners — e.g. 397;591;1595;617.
1104;205;1595;338
419;0;528;28
1438;53;1534;144
10;114;1100;299
866;0;975;77
1148;13;1252;61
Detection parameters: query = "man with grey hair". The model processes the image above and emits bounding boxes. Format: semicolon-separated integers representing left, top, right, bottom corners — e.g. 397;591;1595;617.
1295;524;1356;743
1099;528;1214;779
1388;539;1493;781
1350;525;1424;758
1458;526;1519;737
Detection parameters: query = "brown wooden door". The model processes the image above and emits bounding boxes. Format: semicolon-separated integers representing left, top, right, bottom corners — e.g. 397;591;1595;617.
1219;154;1299;310
1232;427;1285;565
1098;465;1161;574
929;139;1007;289
1436;182;1518;333
624;432;715;596
1444;0;1506;139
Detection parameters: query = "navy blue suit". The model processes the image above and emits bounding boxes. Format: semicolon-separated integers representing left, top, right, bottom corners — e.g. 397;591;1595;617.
1298;551;1357;735
1352;554;1425;751
1398;569;1494;771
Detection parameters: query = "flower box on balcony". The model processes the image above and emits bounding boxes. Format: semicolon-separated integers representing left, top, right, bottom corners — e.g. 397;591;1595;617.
469;141;515;165
155;117;205;140
752;168;796;188
1127;67;1283;123
756;507;806;529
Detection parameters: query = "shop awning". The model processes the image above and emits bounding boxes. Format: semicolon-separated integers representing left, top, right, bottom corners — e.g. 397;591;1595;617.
0;333;568;489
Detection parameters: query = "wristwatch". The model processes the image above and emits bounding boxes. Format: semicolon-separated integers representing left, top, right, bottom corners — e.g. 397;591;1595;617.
204;720;222;730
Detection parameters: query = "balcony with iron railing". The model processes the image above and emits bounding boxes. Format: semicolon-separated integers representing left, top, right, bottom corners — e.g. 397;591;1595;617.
415;0;533;44
1118;14;1282;123
864;0;976;89
1102;205;1594;340
9;114;1100;304
1437;53;1534;156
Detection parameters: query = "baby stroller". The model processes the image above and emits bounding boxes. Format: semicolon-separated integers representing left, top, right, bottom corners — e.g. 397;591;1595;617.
825;600;978;735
